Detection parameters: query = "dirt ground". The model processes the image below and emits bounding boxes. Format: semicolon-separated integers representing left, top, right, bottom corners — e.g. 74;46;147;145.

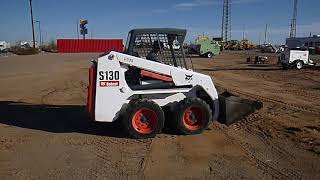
0;52;319;179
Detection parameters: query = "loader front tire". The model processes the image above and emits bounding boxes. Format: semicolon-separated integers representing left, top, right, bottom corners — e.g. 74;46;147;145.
173;98;212;135
122;99;165;139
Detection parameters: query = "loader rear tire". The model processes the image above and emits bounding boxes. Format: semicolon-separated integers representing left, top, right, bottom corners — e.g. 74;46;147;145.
173;98;212;135
122;99;165;139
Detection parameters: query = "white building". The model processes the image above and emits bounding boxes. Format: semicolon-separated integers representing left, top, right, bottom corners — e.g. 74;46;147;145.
0;41;10;52
286;35;320;49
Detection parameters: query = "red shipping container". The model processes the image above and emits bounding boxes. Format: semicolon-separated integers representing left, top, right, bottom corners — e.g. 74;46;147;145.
57;39;123;53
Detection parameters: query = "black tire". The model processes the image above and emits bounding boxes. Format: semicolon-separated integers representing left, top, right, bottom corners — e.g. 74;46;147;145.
122;99;165;139
173;98;212;135
295;61;304;70
207;52;214;58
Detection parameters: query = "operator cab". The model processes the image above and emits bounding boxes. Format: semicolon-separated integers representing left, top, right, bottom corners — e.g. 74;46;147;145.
124;28;188;69
123;28;192;89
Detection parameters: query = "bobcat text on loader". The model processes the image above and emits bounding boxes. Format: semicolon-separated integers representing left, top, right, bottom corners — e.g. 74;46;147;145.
87;28;262;139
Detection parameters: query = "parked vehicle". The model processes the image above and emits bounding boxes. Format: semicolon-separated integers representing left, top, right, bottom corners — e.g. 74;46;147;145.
235;40;256;50
261;44;276;53
247;55;268;64
280;50;315;70
189;36;221;58
224;40;239;50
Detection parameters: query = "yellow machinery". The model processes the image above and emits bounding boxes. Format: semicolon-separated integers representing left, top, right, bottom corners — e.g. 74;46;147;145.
224;40;238;50
221;39;256;51
236;40;256;50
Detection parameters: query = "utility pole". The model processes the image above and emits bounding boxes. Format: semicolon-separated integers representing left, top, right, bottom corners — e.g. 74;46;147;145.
264;24;268;44
259;32;261;46
242;24;246;41
77;20;80;40
29;0;36;48
290;0;298;38
35;20;42;47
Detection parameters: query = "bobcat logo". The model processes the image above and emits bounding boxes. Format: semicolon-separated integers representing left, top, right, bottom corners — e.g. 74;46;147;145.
185;74;193;81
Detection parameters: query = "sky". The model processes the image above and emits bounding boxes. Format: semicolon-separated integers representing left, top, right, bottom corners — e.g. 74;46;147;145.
1;0;319;45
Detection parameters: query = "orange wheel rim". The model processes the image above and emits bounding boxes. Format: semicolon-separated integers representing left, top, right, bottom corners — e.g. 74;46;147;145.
183;106;207;131
132;108;158;134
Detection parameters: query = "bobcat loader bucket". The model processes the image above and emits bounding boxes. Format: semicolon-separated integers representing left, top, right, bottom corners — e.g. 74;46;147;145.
218;91;263;125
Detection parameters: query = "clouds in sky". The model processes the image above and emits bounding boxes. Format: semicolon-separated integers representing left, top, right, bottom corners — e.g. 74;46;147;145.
175;0;218;8
175;0;262;9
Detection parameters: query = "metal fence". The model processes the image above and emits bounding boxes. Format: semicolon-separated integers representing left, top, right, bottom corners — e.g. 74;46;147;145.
57;39;123;53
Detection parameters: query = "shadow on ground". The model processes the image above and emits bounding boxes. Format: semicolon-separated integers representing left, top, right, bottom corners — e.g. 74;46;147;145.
0;101;126;138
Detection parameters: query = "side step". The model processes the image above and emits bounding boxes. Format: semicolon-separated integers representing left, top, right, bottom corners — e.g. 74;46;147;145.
218;91;263;125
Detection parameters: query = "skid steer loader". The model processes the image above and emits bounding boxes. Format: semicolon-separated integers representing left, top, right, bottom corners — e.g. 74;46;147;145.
87;28;262;139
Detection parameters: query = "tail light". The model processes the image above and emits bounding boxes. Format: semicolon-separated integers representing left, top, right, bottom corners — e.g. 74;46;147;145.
87;62;97;119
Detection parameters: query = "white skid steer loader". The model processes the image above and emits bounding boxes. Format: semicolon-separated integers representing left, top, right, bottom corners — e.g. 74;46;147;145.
87;28;262;139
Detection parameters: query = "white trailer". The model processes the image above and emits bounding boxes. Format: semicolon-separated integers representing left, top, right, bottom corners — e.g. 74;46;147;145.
280;50;315;70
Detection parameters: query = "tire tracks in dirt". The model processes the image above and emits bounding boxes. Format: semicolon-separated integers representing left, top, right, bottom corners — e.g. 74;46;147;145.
230;108;320;179
0;155;16;179
0;159;10;178
270;88;320;102
220;86;318;179
278;81;320;102
229;88;320;116
284;82;320;92
222;108;302;179
232;69;320;101
40;88;58;104
226;86;320;154
40;80;88;104
91;137;154;179
222;128;291;179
